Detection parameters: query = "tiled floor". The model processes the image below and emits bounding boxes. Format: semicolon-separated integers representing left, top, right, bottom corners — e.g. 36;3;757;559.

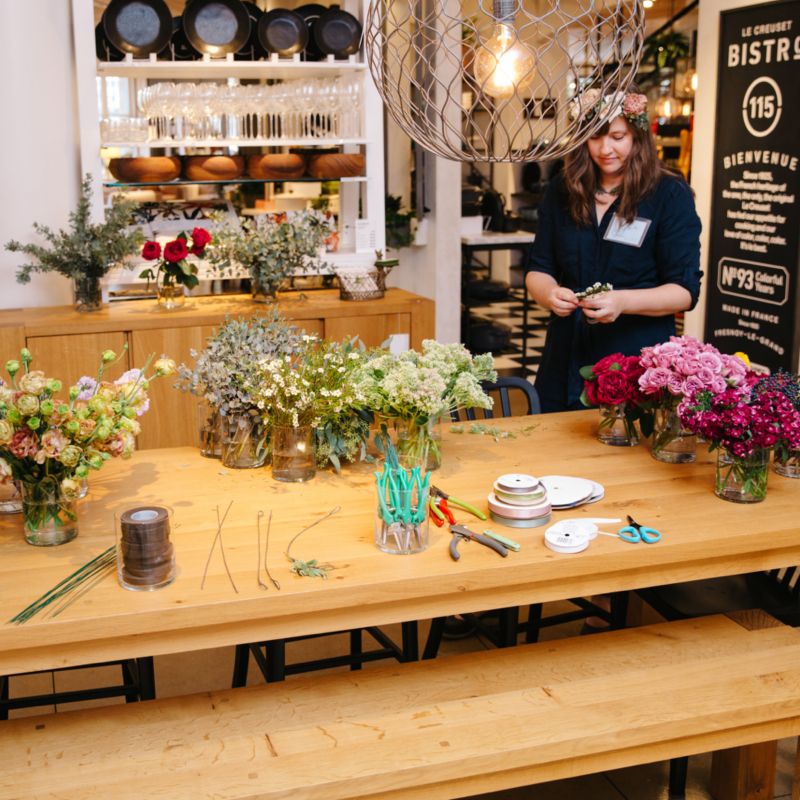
6;603;797;798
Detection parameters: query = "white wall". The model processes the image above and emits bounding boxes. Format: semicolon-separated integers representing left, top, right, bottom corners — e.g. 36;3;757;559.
685;0;772;340
0;0;80;308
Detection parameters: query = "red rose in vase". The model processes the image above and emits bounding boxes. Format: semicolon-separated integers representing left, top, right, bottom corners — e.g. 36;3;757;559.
138;230;211;299
141;241;161;261
163;239;189;263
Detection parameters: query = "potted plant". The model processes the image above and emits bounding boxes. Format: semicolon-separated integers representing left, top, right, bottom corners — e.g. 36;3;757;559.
5;175;142;312
209;211;335;302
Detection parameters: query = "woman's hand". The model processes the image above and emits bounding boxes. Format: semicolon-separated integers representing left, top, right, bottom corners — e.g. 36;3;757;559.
547;286;580;317
580;290;627;324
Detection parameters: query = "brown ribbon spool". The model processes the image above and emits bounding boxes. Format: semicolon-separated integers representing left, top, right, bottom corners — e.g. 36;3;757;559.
119;506;173;587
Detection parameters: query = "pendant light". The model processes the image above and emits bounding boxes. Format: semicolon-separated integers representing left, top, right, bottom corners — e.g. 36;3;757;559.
365;0;647;162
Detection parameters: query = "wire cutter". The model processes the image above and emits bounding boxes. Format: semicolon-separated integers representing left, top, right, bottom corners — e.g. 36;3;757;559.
449;524;508;561
429;496;455;527
617;515;662;544
430;485;487;521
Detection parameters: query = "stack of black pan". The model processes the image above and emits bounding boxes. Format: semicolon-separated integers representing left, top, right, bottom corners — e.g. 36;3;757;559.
95;0;362;62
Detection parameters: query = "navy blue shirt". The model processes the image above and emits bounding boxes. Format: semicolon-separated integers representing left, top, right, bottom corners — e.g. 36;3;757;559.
529;173;702;412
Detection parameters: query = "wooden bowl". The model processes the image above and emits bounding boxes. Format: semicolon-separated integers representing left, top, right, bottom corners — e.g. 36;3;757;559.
184;155;245;181
108;156;181;184
247;154;306;180
306;153;365;179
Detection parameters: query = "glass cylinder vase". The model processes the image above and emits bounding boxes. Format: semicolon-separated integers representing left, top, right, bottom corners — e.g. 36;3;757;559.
73;274;102;312
715;448;769;503
272;424;316;482
375;460;430;554
251;276;279;303
220;413;267;469
157;283;185;310
597;403;639;447
396;416;442;471
197;401;223;458
651;405;696;463
21;480;79;546
774;447;800;479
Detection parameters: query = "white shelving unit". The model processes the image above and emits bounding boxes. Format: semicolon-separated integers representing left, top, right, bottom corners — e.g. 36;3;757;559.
70;0;386;268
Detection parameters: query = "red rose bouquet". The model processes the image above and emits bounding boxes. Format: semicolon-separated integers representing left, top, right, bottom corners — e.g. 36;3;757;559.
139;227;212;306
580;353;648;445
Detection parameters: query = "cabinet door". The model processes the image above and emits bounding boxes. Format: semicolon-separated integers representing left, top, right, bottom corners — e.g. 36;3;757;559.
324;313;411;348
26;332;130;389
130;326;216;450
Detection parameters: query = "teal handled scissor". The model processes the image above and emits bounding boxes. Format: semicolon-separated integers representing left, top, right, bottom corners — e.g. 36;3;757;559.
617;515;662;544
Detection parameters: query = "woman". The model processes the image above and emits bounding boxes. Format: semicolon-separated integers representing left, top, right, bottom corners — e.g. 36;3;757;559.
525;89;702;412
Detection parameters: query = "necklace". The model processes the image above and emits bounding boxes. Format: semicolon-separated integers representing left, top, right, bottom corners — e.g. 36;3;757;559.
596;184;622;198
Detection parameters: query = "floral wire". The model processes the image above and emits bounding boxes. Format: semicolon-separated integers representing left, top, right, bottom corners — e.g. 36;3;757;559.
256;510;269;591
200;500;236;592
263;510;280;590
9;546;116;624
215;501;238;594
48;558;116;619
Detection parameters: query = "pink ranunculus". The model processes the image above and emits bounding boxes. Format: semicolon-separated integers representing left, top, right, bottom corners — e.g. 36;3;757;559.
8;431;39;459
623;93;648;116
667;376;685;396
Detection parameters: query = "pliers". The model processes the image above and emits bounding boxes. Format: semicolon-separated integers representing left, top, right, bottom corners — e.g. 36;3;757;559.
449;524;508;561
430;485;487;521
429;496;455;527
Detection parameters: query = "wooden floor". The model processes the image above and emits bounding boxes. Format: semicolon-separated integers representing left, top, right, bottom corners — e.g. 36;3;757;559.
6;602;798;799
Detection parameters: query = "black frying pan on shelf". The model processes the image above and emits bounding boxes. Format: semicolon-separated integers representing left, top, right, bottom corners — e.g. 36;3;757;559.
257;9;308;58
166;16;201;61
102;0;172;57
314;8;362;58
182;0;252;57
95;22;124;61
295;3;327;61
235;2;267;60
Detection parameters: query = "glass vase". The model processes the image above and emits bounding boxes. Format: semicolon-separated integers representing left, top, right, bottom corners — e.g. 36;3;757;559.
396;416;442;471
598;403;639;447
715;448;769;503
21;480;79;546
220;413;267;469
375;461;430;554
250;276;279;303
774;447;800;478
197;401;223;458
272;424;316;482
73;274;102;312
651;405;696;463
157;283;185;310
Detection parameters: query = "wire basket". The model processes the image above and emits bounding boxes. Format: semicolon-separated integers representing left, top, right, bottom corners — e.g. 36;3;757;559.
336;266;392;301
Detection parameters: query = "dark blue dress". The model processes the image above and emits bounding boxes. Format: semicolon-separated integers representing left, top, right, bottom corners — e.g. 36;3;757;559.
528;173;703;412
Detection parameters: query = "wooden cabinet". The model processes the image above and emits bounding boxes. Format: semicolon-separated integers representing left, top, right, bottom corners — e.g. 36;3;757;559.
26;332;129;388
1;290;434;449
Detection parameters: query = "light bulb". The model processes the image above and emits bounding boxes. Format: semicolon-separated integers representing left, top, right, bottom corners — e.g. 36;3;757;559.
473;22;535;99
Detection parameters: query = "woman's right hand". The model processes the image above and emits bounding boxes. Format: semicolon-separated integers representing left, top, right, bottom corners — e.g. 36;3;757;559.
547;286;579;317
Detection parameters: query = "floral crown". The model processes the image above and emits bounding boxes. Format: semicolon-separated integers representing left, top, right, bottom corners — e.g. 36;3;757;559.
569;89;650;131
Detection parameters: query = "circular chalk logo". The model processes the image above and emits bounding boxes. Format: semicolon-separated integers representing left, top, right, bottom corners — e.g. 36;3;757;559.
742;77;782;137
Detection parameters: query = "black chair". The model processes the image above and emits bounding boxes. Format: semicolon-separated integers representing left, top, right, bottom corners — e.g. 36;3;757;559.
1;657;155;720
636;568;800;798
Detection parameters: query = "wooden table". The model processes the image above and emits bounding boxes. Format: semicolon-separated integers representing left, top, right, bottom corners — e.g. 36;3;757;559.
1;410;798;679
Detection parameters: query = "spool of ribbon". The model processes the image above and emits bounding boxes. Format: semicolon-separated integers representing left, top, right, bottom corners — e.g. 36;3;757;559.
118;506;175;589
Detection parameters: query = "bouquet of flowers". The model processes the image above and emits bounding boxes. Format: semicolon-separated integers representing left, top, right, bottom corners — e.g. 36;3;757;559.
139;227;212;299
0;348;174;543
580;353;647;444
679;385;800;501
353;340;496;467
174;312;303;463
752;371;800;476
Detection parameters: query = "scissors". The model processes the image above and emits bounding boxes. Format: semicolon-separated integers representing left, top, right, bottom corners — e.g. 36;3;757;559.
617;515;661;544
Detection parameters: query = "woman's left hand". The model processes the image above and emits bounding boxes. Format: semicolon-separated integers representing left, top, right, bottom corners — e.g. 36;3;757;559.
579;291;627;324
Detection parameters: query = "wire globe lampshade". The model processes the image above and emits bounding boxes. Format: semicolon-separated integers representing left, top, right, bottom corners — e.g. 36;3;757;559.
365;0;647;162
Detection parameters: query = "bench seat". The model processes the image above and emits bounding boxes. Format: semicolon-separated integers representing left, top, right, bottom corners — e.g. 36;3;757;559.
1;611;799;800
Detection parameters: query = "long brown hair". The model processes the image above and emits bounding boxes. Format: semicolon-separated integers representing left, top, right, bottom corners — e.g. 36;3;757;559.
563;113;669;226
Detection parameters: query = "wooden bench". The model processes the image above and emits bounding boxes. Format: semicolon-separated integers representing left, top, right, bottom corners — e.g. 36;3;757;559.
2;612;799;800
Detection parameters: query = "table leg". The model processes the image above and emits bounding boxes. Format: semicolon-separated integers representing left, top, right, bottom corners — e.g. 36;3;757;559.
709;741;777;800
792;736;800;800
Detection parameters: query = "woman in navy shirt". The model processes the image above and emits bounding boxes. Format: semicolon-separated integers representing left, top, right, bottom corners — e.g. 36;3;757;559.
526;89;702;412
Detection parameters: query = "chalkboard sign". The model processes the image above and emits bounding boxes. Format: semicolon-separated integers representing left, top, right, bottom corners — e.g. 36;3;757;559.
703;0;800;372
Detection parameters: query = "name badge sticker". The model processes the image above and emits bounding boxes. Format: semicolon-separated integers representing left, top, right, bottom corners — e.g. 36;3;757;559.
604;215;652;248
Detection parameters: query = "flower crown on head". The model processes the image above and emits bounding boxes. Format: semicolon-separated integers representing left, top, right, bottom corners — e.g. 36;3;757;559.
569;89;650;131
